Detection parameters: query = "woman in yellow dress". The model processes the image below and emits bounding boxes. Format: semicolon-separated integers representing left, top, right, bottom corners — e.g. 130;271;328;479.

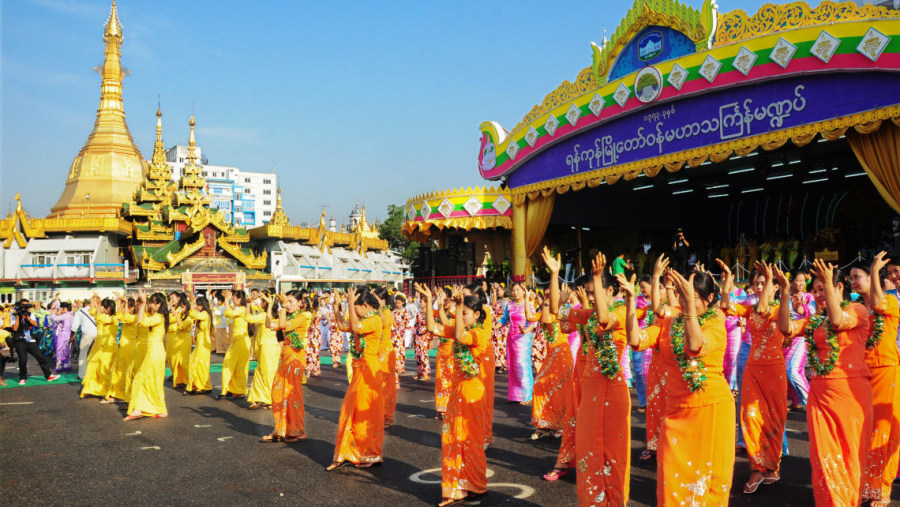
80;295;119;400
167;293;193;389
248;292;283;409
218;290;265;400
125;292;169;420
184;293;213;395
106;295;137;403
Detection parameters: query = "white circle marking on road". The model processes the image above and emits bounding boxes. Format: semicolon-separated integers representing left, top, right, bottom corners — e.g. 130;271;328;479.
409;468;495;484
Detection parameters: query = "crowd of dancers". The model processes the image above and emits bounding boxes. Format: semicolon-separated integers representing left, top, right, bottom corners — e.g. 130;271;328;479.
3;245;900;506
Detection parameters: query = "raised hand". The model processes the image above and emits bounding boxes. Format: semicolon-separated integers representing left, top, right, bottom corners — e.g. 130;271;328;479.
413;282;433;301
813;259;833;287
346;287;358;304
591;252;607;277
716;258;734;294
872;250;891;275
670;270;696;310
653;254;670;279
542;246;562;274
773;265;790;290
616;273;636;299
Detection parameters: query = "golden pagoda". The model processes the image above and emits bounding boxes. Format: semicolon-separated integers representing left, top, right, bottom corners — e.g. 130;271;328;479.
49;1;146;219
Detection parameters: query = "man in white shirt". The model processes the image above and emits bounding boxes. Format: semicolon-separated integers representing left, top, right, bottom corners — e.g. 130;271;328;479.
71;299;98;379
212;291;229;355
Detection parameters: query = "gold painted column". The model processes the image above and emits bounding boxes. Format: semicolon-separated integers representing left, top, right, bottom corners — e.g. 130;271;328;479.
512;199;527;277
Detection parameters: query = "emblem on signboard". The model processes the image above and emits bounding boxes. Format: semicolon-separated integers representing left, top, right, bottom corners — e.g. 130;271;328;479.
638;31;663;61
634;66;663;103
478;132;496;171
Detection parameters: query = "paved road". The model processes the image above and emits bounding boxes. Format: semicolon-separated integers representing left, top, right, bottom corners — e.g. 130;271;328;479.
2;354;897;506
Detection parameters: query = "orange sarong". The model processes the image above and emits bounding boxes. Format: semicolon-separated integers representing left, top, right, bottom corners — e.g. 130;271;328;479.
730;303;788;473
790;302;873;506
644;349;665;451
532;321;574;431
863;296;900;501
381;309;396;425
556;324;585;466
334;314;384;465
435;340;454;413
436;324;489;500
272;345;307;439
637;311;735;506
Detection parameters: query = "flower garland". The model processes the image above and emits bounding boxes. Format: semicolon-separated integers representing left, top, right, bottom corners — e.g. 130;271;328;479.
585;300;626;379
644;309;655;326
866;308;886;349
453;324;480;378
285;311;308;351
805;301;849;375
350;310;379;359
670;306;718;393
541;321;560;345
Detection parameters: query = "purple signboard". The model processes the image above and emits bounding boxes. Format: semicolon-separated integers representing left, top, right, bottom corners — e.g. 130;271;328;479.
508;73;900;189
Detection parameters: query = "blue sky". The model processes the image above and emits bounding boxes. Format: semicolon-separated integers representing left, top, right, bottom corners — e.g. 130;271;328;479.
1;0;771;225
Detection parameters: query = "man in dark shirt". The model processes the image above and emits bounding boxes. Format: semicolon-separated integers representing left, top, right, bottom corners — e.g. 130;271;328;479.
672;229;691;274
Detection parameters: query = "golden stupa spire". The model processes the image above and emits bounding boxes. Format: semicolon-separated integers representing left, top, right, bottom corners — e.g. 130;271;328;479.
269;187;290;226
186;114;197;165
49;0;145;218
150;106;167;170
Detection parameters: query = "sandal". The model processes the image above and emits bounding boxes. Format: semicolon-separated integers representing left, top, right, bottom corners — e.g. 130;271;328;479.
762;472;780;485
635;406;646;413
151;413;168;419
283;436;305;443
249;402;263;410
123;413;142;422
542;466;571;481
743;474;765;494
260;434;281;443
326;461;350;472
639;449;655;461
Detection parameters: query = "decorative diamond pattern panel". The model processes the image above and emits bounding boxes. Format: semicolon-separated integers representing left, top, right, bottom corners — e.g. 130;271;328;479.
667;63;688;90
699;55;722;83
463;196;482;216
770;38;797;69
733;46;758;76
811;31;840;63
857;27;890;62
438;198;454;218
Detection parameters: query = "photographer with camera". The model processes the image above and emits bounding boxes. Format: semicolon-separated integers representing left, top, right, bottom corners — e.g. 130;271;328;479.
10;299;59;385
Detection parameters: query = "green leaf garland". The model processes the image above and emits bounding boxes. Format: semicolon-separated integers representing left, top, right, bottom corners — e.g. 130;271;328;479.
541;321;560;345
866;308;886;349
453;324;480;378
670;306;719;393
805;301;849;375
285;311;310;351
350;309;379;360
584;300;626;379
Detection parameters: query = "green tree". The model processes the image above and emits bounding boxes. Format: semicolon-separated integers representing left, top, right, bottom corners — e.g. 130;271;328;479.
379;204;421;265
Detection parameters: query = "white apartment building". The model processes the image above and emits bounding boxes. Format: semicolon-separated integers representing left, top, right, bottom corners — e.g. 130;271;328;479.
165;145;278;228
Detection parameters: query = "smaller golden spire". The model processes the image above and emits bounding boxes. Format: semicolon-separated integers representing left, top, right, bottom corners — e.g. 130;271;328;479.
187;114;197;165
104;1;123;42
269;187;290;226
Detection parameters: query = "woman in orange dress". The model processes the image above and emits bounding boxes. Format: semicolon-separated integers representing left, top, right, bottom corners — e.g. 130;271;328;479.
435;287;456;418
527;284;574;440
262;291;313;443
776;260;873;506
720;261;788;493
327;287;385;470
416;284;489;506
371;287;397;428
626;260;735;506
850;251;900;506
464;282;495;450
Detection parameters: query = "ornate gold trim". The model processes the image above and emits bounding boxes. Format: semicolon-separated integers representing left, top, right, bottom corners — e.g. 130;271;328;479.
714;0;900;47
218;237;267;270
166;235;206;267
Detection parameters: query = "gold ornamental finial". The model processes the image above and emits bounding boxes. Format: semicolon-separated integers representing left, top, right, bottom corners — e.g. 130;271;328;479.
187;114;197;165
269;187;289;226
104;1;123;42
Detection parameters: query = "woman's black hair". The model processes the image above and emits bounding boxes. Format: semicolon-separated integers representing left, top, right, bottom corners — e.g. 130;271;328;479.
465;283;488;308
60;301;72;311
126;297;136;312
639;274;652;284
442;286;453;299
172;292;188;311
371;286;389;303
101;298;116;315
195;295;213;326
232;290;248;307
214;290;225;304
847;258;873;275
811;266;852;300
691;270;720;305
355;287;381;309
149;292;170;330
601;272;620;293
461;295;486;324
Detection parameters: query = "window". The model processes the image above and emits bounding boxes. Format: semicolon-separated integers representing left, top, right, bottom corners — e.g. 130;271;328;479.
263;179;272;184
263;200;271;205
244;177;250;183
263;189;272;195
244;188;250;194
264;211;272;217
179;157;184;162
